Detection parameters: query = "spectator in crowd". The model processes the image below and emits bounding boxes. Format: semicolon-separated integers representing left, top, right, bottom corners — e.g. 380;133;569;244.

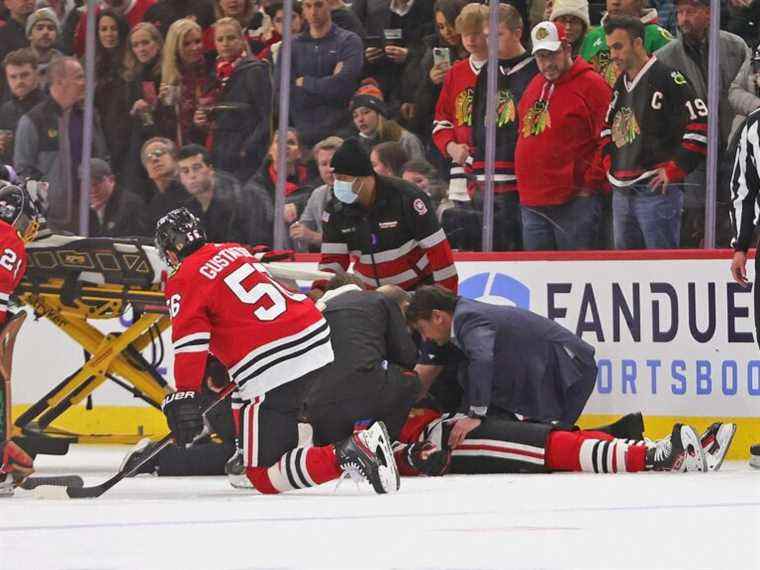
278;0;363;147
656;0;750;247
84;158;148;237
123;22;163;181
25;7;62;86
177;143;249;244
158;18;213;147
0;0;34;63
319;137;458;291
723;0;760;49
401;158;449;216
142;0;215;37
209;0;271;54
0;49;43;165
470;3;538;252
515;21;610;251
433;3;488;214
14;57;107;233
73;0;157;56
550;0;591;56
257;1;303;64
245;128;313;248
141;136;190;227
350;92;425;161
327;0;365;38
352;0;434;107
195;17;272;181
729;44;760;142
412;0;468;149
651;0;678;35
602;16;707;249
580;0;672;86
290;135;343;251
370;140;408;177
93;10;133;179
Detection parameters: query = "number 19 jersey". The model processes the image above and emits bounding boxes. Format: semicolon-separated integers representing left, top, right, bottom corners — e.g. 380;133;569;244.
166;243;333;398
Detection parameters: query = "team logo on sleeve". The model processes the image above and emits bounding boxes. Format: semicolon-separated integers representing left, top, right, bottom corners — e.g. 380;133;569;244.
413;198;428;216
611;107;640;148
671;71;687;86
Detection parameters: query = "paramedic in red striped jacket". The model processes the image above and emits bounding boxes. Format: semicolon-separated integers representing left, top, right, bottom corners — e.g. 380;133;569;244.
602;16;707;249
319;137;458;292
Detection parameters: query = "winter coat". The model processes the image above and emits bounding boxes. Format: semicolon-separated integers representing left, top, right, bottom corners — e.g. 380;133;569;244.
656;30;749;146
728;53;760;144
210;57;272;181
515;57;611;207
0;88;43;164
277;24;363;147
90;186;150;238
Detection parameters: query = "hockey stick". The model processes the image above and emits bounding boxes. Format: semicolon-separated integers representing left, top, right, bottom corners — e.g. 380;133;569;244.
19;475;84;490
33;382;237;499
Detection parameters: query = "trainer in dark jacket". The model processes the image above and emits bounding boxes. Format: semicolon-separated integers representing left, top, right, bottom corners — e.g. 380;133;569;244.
319;138;458;292
407;286;598;426
305;285;420;444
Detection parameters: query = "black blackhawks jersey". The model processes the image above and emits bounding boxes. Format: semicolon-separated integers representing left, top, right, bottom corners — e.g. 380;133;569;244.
601;57;707;187
471;53;539;192
319;175;458;292
729;110;760;252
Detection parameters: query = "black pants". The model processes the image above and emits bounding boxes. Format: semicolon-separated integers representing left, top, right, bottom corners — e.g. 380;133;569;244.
306;364;421;446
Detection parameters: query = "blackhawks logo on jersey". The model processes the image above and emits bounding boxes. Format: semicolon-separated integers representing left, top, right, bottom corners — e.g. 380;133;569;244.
611;107;640;148
455;87;474;127
496;89;516;127
521;100;551;137
592;51;619;87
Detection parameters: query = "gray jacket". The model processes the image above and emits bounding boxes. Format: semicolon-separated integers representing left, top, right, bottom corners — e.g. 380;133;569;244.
728;53;760;143
13;97;107;233
656;30;749;146
452;298;597;424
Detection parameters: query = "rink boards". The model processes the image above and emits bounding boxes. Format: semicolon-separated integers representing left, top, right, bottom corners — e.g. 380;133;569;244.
11;250;760;457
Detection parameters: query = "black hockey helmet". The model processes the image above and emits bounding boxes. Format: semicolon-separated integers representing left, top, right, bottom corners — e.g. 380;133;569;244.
155;207;207;267
0;181;43;243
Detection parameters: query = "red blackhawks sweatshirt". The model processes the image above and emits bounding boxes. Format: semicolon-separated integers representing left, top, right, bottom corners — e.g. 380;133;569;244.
515;57;611;207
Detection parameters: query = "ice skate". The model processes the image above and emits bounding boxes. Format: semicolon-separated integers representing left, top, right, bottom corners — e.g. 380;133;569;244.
119;438;159;477
646;423;706;473
749;444;760;469
699;423;736;472
335;421;400;494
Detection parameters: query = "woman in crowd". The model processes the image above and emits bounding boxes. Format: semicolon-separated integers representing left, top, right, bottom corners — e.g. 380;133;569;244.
351;93;425;163
93;9;132;178
194;17;272;180
159;18;214;147
370;141;409;178
257;2;304;64
413;0;468;145
123;23;165;192
209;0;271;54
401;159;449;218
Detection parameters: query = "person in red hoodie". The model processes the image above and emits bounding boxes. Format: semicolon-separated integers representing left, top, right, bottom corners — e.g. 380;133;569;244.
515;21;611;250
73;0;156;57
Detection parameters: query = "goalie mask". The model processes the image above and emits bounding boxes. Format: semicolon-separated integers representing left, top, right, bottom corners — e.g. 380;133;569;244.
0;182;43;243
155;208;207;267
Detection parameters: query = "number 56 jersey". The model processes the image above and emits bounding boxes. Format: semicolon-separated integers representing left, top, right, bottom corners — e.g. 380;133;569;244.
165;243;333;398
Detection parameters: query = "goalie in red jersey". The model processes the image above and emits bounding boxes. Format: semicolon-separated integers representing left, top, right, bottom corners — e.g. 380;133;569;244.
155;208;400;494
0;179;44;497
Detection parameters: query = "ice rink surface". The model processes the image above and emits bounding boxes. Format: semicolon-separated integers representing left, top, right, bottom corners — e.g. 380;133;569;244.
1;445;758;570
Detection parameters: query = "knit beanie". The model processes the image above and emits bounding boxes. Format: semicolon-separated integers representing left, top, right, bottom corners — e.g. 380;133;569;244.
330;138;374;177
26;7;61;37
349;94;388;117
550;0;590;28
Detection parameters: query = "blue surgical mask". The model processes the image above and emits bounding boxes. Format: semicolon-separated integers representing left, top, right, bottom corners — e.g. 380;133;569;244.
333;178;358;204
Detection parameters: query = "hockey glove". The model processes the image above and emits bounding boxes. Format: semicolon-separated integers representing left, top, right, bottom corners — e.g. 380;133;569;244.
162;391;203;446
406;441;451;477
1;440;34;488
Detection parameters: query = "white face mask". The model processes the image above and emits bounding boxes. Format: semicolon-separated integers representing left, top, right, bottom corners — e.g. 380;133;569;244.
333;177;359;204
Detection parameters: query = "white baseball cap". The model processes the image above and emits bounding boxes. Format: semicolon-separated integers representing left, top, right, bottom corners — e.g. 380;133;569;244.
531;21;568;54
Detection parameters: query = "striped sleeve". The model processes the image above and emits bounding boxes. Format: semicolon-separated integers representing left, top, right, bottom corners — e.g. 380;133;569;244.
730;116;760;252
432;70;456;158
168;279;212;393
318;215;350;275
412;194;458;292
671;76;708;178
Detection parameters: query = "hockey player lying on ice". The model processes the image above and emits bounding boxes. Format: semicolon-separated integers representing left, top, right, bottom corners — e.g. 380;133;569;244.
401;285;736;476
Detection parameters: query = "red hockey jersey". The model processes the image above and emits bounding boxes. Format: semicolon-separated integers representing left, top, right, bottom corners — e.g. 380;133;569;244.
0;222;26;327
166;243;333;398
